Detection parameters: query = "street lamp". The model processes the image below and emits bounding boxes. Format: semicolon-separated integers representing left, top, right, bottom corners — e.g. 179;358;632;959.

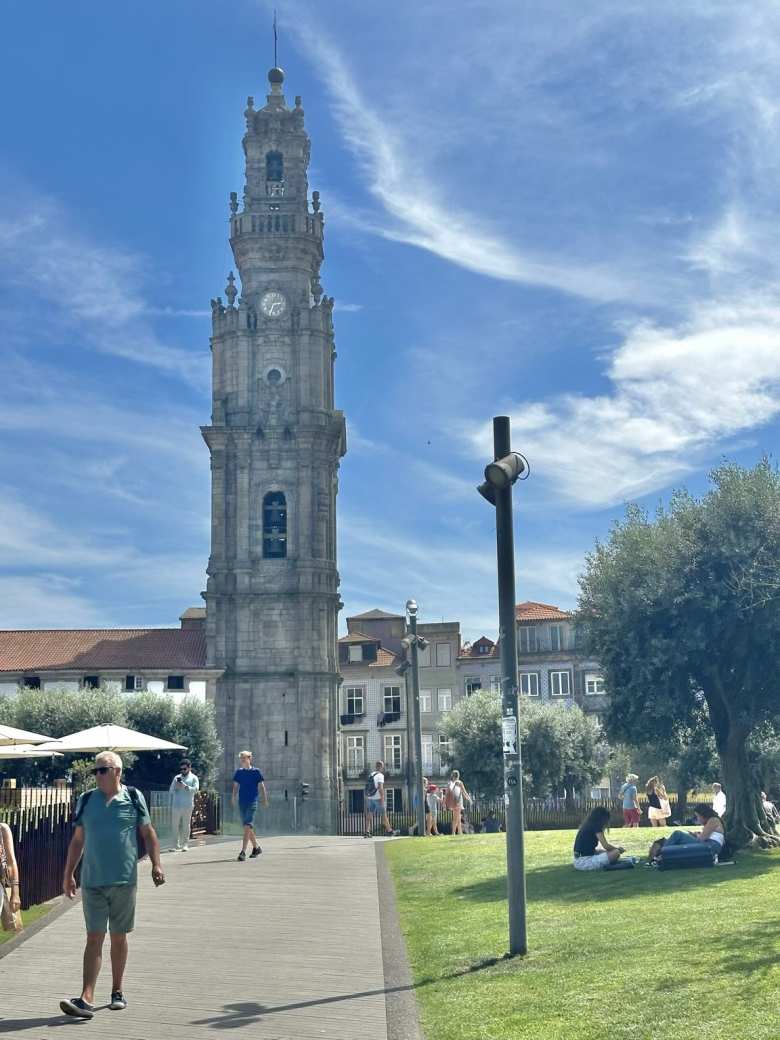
478;416;528;957
403;599;427;838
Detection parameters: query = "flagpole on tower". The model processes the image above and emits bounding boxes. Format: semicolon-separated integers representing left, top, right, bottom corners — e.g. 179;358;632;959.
273;9;278;68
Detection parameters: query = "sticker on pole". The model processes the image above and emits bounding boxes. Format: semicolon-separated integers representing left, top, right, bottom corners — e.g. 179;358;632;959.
502;715;518;756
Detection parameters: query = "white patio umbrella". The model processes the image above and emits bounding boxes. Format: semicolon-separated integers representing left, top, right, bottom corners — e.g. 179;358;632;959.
0;744;64;759
0;723;55;746
35;724;187;754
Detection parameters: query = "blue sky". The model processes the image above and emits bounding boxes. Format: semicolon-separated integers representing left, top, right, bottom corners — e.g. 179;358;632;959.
2;2;780;639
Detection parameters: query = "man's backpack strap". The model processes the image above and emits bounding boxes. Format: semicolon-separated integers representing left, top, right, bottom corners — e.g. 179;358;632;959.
126;786;143;819
73;789;94;824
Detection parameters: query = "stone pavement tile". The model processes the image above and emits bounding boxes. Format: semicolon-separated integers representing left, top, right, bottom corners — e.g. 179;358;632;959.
0;836;389;1040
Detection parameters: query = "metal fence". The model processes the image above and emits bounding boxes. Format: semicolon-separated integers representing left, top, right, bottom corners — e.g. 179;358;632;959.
0;787;223;911
337;794;711;836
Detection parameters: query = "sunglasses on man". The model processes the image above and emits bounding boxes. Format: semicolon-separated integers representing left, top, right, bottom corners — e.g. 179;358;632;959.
91;765;116;775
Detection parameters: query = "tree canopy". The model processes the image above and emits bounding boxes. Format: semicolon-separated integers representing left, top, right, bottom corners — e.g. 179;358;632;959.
578;459;780;847
0;686;221;788
441;689;608;800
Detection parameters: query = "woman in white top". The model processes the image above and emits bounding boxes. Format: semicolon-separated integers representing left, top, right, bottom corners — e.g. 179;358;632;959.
447;770;472;835
662;805;725;857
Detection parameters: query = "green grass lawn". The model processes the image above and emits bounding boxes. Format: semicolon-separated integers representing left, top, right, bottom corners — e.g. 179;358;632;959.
385;829;780;1040
0;901;55;945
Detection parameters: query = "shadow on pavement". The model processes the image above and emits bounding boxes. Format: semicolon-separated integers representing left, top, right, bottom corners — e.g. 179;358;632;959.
189;957;505;1028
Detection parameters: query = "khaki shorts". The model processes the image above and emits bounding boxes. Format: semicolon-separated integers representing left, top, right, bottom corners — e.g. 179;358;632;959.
82;885;137;934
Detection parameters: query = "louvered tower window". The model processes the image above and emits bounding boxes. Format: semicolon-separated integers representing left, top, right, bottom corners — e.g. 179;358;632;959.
263;492;287;558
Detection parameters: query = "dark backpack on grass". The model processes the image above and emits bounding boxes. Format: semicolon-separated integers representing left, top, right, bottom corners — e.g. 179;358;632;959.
74;786;148;861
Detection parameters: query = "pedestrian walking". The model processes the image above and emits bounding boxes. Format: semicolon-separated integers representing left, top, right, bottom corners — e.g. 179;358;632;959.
60;751;164;1019
0;820;22;934
445;770;472;835
168;758;200;851
646;776;672;827
423;778;441;836
712;782;727;818
619;773;641;827
363;761;396;838
231;750;268;861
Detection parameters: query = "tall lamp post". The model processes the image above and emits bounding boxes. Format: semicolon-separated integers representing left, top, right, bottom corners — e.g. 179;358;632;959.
397;599;427;837
478;415;528;956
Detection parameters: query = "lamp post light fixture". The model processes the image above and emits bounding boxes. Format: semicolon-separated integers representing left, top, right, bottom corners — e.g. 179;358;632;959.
478;416;528;957
402;599;427;838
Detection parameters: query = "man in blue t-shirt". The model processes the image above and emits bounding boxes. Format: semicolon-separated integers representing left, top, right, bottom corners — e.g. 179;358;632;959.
231;750;268;861
60;751;164;1019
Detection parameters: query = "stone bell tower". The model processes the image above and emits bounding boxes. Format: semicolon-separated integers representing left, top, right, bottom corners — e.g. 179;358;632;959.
202;66;346;817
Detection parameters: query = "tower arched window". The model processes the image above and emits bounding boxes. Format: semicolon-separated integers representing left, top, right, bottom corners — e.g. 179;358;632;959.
266;151;284;182
263;492;287;559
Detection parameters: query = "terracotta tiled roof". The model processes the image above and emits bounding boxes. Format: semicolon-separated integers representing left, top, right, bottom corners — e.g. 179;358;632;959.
458;636;499;659
0;629;207;673
338;631;378;644
347;608;403;621
515;601;571;623
372;648;398;668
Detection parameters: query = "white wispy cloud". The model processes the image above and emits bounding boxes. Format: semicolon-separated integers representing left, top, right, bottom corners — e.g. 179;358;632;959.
286;12;634;302
0;186;208;389
464;298;780;508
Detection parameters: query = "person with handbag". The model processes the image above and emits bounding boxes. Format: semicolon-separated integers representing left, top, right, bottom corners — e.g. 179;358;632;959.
0;820;22;934
446;770;472;835
646;776;672;828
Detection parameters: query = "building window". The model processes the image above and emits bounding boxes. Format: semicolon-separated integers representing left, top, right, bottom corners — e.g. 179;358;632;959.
417;642;431;667
438;735;452;767
263;492;287;558
465;677;482;696
21;676;41;689
385;787;403;812
419;689;432;713
518;627;538;653
421;734;434;772
550;671;571;697
520;672;540;697
167;675;185;691
82;675;100;690
437;688;452;712
478;643;491;655
348;789;364;813
347;644;363;664
124;675;144;692
489;675;503;694
550;625;564;652
346;686;365;715
266;150;284;181
383;686;402;714
585;674;606;696
436;642;452;667
383;734;402;772
346;735;365;774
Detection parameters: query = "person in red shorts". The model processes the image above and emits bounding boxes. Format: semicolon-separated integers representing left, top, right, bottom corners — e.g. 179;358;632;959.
620;773;641;827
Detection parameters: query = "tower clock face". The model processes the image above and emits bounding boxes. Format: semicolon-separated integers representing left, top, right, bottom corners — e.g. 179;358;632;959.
260;290;287;318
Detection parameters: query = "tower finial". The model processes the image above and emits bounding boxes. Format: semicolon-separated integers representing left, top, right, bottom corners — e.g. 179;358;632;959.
268;11;285;94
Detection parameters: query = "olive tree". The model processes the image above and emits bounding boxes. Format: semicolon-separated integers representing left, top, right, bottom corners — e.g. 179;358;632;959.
578;460;780;847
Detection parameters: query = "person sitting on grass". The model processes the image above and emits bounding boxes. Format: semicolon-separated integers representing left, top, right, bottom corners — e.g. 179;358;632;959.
573;806;626;871
656;804;725;860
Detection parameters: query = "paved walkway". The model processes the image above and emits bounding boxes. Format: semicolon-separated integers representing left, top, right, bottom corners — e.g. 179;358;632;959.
0;836;410;1039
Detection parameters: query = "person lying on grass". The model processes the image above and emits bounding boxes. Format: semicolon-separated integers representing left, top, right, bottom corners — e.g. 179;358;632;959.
573;806;626;871
652;805;725;861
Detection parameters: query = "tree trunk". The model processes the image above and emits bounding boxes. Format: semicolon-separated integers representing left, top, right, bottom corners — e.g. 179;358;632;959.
718;725;780;849
676;788;689;824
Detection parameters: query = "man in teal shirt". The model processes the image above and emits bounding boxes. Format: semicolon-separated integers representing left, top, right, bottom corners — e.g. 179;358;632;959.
60;751;164;1019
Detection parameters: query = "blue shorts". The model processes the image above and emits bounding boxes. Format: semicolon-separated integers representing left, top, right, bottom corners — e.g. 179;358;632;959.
239;802;258;827
367;798;384;815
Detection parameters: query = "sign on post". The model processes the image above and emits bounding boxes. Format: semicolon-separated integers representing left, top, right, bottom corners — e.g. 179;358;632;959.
502;714;518;756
